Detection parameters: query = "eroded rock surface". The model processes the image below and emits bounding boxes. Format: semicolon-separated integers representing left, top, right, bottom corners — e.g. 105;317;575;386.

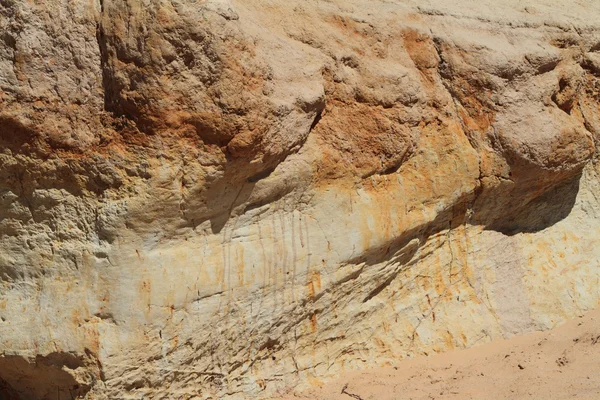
1;0;599;398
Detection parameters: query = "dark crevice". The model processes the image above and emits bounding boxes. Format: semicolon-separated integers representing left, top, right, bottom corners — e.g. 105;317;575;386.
309;109;323;132
341;384;365;400
96;11;137;125
380;163;402;176
581;58;600;77
246;166;276;183
362;271;400;303
96;21;113;114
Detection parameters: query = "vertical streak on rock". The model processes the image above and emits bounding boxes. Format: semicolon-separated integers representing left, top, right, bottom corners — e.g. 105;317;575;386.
291;210;298;303
95;0;110;113
304;215;311;298
488;236;534;338
279;210;287;303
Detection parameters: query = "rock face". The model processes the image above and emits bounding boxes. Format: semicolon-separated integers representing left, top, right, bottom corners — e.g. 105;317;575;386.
1;0;599;398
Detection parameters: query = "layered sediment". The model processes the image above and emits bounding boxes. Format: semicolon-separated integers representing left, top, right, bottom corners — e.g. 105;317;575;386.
1;0;599;398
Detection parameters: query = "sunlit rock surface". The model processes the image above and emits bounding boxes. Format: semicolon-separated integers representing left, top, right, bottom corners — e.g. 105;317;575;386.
1;0;599;398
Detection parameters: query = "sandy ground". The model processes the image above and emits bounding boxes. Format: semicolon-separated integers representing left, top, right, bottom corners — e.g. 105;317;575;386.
280;308;600;400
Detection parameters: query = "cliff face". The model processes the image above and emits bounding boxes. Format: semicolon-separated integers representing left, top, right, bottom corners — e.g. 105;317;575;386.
1;0;600;398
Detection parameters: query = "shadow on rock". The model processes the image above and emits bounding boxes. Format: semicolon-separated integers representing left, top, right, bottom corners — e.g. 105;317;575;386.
0;352;98;400
483;172;582;236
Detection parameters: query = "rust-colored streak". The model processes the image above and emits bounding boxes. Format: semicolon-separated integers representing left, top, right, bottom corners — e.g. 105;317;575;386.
310;313;317;333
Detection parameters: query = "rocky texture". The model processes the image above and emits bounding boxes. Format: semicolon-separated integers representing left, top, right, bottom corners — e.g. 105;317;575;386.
283;307;600;400
0;0;599;398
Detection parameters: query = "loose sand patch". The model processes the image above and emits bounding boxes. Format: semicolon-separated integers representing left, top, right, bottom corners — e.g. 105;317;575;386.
281;308;600;400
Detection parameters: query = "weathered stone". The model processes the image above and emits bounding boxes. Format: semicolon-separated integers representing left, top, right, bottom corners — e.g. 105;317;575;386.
0;0;599;399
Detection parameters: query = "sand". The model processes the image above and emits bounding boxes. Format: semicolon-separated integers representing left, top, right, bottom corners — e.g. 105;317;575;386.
280;308;600;400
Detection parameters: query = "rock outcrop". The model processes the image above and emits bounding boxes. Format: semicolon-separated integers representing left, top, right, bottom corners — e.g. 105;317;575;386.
1;0;599;398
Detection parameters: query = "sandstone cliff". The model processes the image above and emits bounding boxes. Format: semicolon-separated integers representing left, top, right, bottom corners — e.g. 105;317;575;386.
1;0;599;398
